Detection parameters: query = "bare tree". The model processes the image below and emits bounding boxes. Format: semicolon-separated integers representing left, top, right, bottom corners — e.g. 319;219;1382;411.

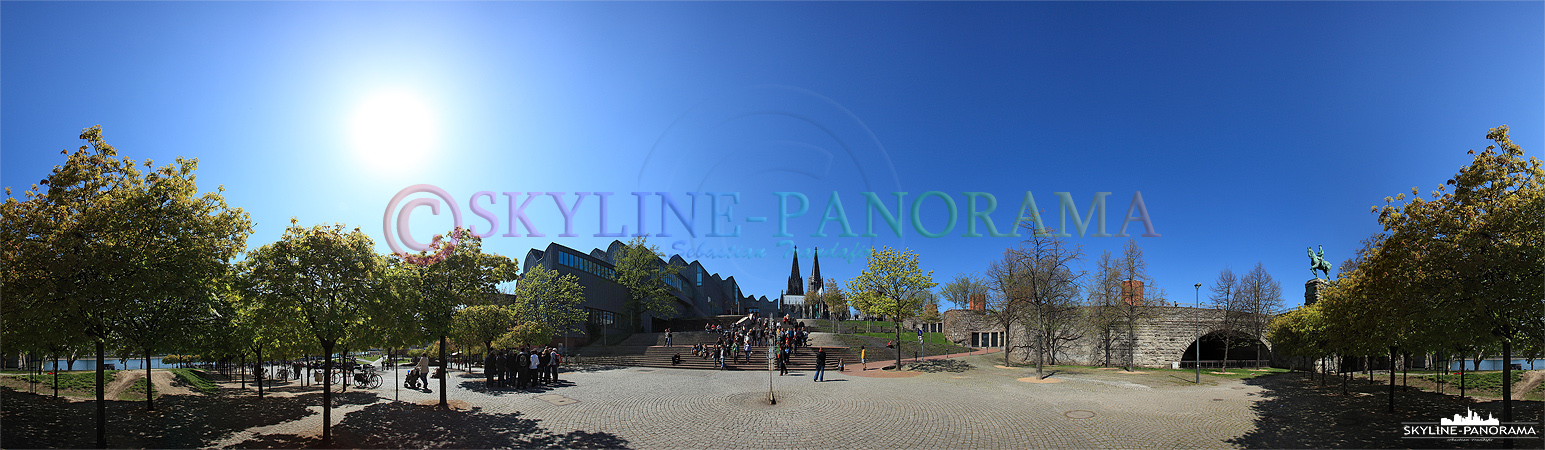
1235;262;1284;366
987;251;1032;367
1085;251;1123;366
992;225;1085;378
1114;239;1157;371
1208;268;1245;370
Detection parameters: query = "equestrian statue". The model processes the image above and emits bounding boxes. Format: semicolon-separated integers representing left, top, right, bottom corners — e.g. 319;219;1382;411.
1307;245;1332;280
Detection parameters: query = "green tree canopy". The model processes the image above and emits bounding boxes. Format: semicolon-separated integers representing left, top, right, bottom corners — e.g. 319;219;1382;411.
452;304;517;354
1;126;251;445
612;236;681;331
847;246;936;369
238;220;384;444
510;264;587;337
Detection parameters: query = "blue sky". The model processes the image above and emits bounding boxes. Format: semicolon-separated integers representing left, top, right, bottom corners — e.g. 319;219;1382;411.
4;1;1541;310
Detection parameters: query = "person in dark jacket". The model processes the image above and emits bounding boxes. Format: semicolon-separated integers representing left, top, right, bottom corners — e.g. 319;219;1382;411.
512;351;525;389
516;349;530;389
537;348;550;385
814;349;827;382
486;351;498;388
777;345;790;376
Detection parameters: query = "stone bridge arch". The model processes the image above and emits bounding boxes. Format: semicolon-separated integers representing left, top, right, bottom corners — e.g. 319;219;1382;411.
1136;306;1273;368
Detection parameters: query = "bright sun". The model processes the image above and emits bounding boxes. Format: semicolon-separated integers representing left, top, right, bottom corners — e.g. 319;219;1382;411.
350;91;438;168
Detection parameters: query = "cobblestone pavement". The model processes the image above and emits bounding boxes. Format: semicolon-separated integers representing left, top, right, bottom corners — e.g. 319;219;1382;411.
4;356;1541;449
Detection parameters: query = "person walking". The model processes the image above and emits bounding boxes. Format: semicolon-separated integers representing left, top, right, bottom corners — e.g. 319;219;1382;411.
665;328;674;347
415;356;431;392
860;346;867;370
778;345;790;376
814;349;827;382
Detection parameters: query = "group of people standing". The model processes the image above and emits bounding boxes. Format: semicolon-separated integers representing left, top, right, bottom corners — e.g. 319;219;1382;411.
483;347;562;389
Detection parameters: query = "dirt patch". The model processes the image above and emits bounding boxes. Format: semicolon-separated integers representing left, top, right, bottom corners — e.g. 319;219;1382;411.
156;370;194;396
105;370;139;400
1210;371;1237;375
1118;371;1146;374
1514;370;1545;401
1018;376;1062;383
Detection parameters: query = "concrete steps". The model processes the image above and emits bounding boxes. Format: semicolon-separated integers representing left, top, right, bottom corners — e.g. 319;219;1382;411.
616;331;733;347
634;346;861;371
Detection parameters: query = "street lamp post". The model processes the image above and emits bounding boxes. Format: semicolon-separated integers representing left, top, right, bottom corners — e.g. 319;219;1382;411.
1194;282;1202;384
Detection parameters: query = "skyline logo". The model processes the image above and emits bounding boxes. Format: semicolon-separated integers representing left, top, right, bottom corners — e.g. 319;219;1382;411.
1403;408;1540;442
1440;408;1500;426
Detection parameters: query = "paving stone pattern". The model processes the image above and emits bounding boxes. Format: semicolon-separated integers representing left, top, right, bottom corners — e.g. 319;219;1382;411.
4;358;1539;449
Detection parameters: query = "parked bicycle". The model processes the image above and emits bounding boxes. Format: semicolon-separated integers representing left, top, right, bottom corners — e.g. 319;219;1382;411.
353;364;382;389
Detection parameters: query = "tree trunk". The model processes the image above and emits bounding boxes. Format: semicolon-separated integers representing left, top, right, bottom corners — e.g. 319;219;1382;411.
256;345;264;399
1221;335;1231;371
1388;346;1395;413
96;339;106;448
1460;355;1466;398
145;350;155;411
52;358;59;398
893;320;902;371
1402;353;1409;392
439;335;449;408
322;341;334;445
1501;339;1512;422
1340;354;1348;396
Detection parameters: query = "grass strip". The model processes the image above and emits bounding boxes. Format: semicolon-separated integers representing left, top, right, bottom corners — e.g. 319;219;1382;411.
168;368;218;394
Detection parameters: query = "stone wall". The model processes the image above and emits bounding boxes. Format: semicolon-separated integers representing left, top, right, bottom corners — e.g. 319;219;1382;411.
944;306;1274;368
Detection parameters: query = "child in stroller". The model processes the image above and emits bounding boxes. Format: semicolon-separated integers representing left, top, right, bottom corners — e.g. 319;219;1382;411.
405;356;430;390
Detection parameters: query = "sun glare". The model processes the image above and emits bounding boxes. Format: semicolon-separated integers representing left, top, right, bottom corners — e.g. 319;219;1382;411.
350;91;438;169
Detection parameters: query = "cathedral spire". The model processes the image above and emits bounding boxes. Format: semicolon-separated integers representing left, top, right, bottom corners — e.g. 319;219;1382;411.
809;247;823;293
787;246;804;296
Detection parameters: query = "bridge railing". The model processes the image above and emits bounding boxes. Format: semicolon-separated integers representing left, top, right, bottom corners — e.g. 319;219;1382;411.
1177;360;1269;369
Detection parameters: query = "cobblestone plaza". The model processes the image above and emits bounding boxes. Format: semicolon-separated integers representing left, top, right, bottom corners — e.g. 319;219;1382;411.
7;352;1536;449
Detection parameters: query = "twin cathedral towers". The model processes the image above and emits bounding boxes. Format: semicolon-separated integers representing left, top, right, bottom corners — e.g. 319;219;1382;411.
782;247;846;320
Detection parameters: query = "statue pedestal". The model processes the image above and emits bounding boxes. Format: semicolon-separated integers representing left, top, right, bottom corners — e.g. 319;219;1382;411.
1304;278;1329;306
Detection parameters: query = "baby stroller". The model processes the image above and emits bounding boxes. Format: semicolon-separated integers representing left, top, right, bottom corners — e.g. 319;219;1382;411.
404;367;428;390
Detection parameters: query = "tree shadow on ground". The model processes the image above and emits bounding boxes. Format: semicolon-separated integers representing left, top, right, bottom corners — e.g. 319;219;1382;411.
564;364;628;373
902;360;975;373
0;386;370;448
1228;372;1543;449
235;401;630;449
458;379;575;395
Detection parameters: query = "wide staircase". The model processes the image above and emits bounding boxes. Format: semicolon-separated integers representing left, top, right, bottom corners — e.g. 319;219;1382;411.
634;344;862;371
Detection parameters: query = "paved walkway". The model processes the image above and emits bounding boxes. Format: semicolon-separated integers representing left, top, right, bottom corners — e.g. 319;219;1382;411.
3;356;1539;449
848;347;1001;378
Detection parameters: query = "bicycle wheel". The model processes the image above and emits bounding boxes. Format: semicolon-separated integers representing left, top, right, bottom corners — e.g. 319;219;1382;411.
367;373;382;389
